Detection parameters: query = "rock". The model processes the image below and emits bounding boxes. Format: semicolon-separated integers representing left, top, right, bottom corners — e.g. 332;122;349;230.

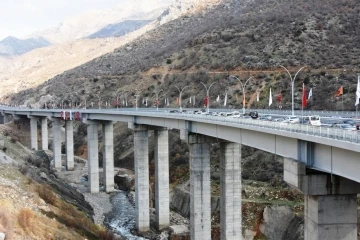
260;206;304;240
244;229;256;240
158;231;169;240
40;172;47;180
170;187;190;217
0;232;5;240
114;170;135;191
170;225;189;235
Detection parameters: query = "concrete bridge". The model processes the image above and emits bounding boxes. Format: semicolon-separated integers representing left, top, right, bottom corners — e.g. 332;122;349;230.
1;107;360;240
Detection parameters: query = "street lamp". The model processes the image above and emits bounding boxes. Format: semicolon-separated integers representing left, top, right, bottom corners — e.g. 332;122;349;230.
229;75;253;114
116;92;122;110
96;95;102;109
279;65;306;116
175;86;190;112
153;89;163;111
200;82;216;113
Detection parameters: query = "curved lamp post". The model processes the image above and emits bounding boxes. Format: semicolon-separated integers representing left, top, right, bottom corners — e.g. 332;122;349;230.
200;82;216;113
229;75;253;114
154;89;163;111
175;86;190;112
279;65;306;116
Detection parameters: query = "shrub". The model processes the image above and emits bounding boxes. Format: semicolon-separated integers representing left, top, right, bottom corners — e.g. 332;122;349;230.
10;136;18;143
36;185;57;205
98;229;120;240
18;208;35;230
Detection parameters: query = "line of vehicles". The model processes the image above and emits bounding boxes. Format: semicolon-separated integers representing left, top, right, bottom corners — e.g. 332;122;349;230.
168;109;360;131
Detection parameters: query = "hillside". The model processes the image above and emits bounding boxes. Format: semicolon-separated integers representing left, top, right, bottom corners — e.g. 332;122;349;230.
10;0;360;112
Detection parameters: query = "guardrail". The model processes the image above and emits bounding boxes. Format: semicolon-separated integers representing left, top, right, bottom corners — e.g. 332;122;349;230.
1;107;359;144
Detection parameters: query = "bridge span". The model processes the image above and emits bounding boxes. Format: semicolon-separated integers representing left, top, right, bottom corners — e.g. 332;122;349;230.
1;107;360;240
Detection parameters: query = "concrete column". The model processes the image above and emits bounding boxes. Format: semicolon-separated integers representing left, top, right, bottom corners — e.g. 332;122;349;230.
30;117;38;150
41;118;48;150
1;114;9;124
154;129;169;230
283;158;360;240
220;142;242;240
304;194;357;240
134;126;150;232
188;134;211;240
52;119;62;170
87;121;99;193
102;122;114;193
65;120;74;171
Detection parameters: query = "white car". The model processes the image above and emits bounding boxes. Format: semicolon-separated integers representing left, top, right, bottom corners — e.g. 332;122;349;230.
283;116;300;124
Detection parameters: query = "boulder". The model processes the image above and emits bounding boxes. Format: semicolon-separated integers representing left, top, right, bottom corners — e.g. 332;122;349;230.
0;232;5;240
170;225;189;234
260;206;304;240
114;169;135;191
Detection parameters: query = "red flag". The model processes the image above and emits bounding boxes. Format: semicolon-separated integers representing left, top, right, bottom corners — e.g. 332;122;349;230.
277;93;282;103
302;83;307;108
203;96;208;107
334;86;343;97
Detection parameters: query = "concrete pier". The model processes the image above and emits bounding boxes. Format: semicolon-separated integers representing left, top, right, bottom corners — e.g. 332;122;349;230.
87;121;99;193
284;158;360;240
41;118;48;150
65;120;74;170
52;119;62;170
154;128;170;230
305;194;357;240
134;125;150;232
220;143;242;240
188;134;211;240
102;122;114;193
30;117;38;150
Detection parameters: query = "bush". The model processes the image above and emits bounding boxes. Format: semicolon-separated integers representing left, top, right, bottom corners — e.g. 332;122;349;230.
36;185;57;205
18;208;35;230
10;136;18;143
98;229;120;240
26;154;42;168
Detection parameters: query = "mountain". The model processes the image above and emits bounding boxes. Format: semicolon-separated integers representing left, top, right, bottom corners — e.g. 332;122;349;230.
87;20;152;39
30;0;174;43
0;36;51;57
10;0;359;112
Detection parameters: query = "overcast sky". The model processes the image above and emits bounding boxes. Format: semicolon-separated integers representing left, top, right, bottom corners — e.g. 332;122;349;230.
0;0;128;40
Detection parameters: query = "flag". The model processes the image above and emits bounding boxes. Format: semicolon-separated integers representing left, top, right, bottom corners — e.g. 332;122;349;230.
69;111;72;120
269;88;272;106
308;88;313;99
145;98;148;107
334;86;343;97
277;92;282;103
165;98;167;105
216;95;220;102
203;96;208;107
167;98;170;106
189;96;192;104
256;92;259;102
176;97;179;104
193;96;195;106
302;83;307;108
356;76;360;106
125;99;128;107
224;92;227;106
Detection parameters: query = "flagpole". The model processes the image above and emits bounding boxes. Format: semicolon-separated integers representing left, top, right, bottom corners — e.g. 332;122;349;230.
342;86;344;112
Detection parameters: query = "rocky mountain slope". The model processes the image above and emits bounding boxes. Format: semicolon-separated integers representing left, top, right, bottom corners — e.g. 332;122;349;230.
88;20;152;39
11;0;360;111
0;36;50;57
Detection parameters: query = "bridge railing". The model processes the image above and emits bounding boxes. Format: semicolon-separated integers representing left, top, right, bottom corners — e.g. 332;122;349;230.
137;112;360;144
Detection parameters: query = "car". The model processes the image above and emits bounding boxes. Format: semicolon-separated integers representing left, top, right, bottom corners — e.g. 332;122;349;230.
231;111;241;118
273;118;285;122
332;124;356;131
169;109;179;113
283;116;300;124
342;119;356;125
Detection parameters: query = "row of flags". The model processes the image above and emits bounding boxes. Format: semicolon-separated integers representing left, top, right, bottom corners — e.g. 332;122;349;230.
267;75;360;107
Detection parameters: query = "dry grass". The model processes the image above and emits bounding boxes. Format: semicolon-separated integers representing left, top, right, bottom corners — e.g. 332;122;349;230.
36;184;57;205
18;208;35;231
0;208;12;231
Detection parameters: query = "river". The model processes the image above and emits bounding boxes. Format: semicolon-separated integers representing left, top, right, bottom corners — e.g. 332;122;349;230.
105;190;147;240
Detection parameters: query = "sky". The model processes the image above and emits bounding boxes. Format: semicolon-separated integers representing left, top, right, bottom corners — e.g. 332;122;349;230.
0;0;128;40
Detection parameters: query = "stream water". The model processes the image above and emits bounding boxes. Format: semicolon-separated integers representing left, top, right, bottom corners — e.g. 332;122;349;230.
105;190;146;240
